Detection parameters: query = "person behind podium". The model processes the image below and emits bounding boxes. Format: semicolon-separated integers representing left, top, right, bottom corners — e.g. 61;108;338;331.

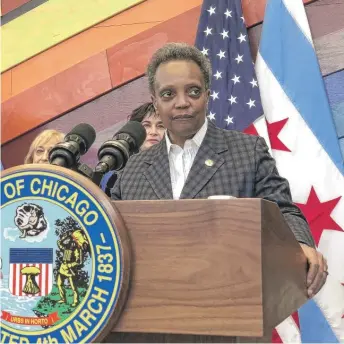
24;129;64;164
101;102;165;196
132;102;165;151
111;42;328;298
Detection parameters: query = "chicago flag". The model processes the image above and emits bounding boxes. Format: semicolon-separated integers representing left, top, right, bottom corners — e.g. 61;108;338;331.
255;0;344;342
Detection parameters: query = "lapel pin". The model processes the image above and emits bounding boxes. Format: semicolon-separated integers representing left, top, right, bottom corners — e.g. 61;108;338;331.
205;159;214;167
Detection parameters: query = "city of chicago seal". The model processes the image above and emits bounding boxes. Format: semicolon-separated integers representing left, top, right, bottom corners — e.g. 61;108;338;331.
0;166;130;343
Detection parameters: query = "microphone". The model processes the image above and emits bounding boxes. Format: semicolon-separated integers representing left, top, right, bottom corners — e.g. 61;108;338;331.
95;121;146;174
49;123;96;168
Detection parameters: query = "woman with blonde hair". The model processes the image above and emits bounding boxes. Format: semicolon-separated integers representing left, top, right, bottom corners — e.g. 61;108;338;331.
24;129;64;164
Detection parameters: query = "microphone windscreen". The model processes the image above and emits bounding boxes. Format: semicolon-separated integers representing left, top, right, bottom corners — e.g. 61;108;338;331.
115;121;147;148
66;123;96;150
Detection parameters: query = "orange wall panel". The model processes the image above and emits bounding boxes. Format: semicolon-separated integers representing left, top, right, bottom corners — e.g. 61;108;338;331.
1;52;112;144
4;0;202;100
94;0;202;26
107;7;201;87
1;70;12;101
9;22;155;98
1;0;313;103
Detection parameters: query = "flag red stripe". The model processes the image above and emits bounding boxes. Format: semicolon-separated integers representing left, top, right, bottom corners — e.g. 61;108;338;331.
45;264;49;296
39;263;42;296
292;311;300;329
13;264;16;295
271;328;283;343
19;264;23;296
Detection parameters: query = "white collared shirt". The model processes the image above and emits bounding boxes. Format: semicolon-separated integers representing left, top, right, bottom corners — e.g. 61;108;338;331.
165;119;208;199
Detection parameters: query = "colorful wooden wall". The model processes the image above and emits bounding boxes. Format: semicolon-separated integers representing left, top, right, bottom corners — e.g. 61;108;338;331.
1;0;343;168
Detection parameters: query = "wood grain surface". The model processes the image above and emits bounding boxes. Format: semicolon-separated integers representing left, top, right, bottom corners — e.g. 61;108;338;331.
261;201;307;333
113;199;263;337
108;199;307;340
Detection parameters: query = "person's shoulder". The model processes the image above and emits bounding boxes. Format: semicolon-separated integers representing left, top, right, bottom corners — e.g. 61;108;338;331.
214;125;260;147
126;141;162;166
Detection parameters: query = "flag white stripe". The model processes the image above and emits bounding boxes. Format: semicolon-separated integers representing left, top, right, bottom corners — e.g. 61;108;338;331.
9;264;13;294
21;264;27;296
43;263;47;295
15;264;19;296
48;264;53;293
35;263;41;296
282;0;313;46
275;315;301;343
313;273;344;342
318;231;344;283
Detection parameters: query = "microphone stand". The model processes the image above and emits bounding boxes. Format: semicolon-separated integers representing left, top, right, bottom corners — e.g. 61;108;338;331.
75;163;94;180
72;163;105;187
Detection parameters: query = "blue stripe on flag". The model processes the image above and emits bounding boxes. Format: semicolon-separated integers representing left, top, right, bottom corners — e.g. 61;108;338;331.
259;0;344;175
10;248;53;263
298;299;339;343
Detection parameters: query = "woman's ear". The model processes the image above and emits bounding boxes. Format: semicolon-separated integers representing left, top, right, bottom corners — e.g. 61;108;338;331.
151;95;157;111
206;89;211;101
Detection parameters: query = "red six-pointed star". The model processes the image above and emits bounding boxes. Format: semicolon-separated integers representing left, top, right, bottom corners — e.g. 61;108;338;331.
266;118;291;152
295;186;343;246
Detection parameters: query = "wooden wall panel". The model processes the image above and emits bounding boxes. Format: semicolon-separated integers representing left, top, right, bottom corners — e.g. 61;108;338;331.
1;7;201;145
1;69;12;100
1;52;112;143
107;7;200;88
1;23;155;102
1;0;145;72
0;0;314;102
305;0;344;38
324;70;344;159
314;30;344;76
1;0;202;101
1;77;150;168
1;0;49;26
1;0;30;16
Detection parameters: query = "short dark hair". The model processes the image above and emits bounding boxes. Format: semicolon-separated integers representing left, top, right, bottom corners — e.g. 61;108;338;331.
128;102;156;122
147;42;212;94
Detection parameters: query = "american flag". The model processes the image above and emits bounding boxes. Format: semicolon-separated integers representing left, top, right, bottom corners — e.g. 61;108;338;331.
9;248;53;297
195;0;263;132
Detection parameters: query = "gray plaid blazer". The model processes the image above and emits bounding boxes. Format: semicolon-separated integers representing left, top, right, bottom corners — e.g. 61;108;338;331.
112;122;315;247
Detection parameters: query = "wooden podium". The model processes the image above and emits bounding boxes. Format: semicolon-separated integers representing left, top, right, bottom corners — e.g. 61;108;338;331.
105;198;308;343
0;166;307;343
